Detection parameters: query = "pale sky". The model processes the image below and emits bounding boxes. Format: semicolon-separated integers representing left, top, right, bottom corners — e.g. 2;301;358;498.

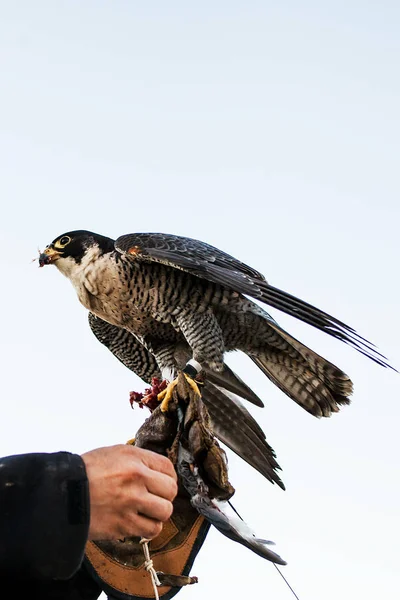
0;2;399;599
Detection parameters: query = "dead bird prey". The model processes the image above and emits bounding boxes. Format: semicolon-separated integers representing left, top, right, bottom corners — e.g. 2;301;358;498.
133;373;287;566
39;229;393;421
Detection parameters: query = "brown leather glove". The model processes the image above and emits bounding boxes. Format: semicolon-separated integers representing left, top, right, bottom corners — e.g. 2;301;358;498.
85;374;228;600
85;494;209;600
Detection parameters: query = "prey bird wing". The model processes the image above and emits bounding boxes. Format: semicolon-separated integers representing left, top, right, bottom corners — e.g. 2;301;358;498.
88;313;284;488
115;232;392;369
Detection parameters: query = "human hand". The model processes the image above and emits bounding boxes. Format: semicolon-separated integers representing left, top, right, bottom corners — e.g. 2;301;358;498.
81;444;177;541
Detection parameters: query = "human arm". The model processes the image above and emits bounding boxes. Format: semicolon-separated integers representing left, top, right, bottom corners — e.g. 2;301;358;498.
0;445;177;581
0;451;89;580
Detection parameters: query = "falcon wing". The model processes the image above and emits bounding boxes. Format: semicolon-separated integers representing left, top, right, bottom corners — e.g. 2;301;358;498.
88;313;284;489
88;312;160;383
201;381;284;488
115;232;393;369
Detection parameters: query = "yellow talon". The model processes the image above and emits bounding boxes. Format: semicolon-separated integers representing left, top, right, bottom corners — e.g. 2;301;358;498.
158;379;179;412
158;373;201;412
183;374;202;397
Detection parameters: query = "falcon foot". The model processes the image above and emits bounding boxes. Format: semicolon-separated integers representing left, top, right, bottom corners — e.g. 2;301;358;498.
130;377;168;412
158;373;202;413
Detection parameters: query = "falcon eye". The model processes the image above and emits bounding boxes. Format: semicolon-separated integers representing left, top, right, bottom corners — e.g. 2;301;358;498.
56;236;72;248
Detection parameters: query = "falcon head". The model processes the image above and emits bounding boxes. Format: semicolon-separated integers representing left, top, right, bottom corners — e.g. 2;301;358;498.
39;230;114;278
39;230;115;270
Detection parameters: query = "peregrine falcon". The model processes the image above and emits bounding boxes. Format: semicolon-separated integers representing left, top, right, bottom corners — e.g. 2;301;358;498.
38;230;392;452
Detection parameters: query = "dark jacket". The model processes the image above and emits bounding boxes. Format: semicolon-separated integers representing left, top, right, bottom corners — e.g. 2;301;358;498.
0;452;102;599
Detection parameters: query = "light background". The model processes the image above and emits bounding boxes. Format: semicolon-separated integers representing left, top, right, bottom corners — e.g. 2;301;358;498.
0;2;399;599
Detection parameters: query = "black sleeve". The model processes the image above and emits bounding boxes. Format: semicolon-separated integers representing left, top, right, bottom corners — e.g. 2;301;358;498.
0;452;90;581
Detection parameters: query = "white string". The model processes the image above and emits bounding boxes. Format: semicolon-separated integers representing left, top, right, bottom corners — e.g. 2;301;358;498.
227;501;301;600
273;564;301;600
140;538;161;600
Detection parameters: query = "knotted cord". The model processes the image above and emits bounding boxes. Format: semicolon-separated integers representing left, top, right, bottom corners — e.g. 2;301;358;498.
140;538;161;600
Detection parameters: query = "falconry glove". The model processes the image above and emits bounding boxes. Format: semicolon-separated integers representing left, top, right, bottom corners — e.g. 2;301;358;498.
85;494;210;600
85;373;228;600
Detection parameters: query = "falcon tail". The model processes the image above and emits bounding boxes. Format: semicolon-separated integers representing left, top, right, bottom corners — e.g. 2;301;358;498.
251;323;352;418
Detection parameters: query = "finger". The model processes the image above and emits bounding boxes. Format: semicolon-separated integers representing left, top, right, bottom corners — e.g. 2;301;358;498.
130;514;163;540
138;448;177;480
135;493;174;523
144;470;178;501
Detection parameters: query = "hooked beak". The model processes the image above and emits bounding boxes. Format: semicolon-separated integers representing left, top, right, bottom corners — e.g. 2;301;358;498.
38;247;62;267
